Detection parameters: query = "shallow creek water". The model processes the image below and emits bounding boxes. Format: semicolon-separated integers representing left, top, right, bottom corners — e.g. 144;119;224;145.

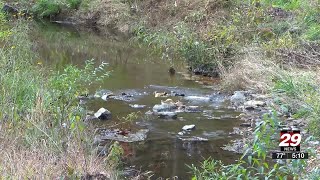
34;21;242;179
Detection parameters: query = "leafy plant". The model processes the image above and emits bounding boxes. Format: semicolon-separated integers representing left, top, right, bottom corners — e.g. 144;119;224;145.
48;59;108;126
66;0;82;9
190;112;310;179
262;0;301;10
303;24;320;41
106;141;124;169
32;0;61;17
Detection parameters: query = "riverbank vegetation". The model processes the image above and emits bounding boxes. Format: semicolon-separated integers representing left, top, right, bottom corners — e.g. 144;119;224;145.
1;0;320;179
0;12;125;178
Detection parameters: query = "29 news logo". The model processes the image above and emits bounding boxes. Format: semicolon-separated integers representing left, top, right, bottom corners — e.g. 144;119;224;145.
279;128;301;151
272;127;308;159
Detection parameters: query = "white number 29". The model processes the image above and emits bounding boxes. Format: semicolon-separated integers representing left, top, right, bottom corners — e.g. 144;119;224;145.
279;133;301;147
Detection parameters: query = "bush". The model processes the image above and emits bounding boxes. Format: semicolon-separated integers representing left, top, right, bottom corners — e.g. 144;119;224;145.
133;23;236;76
32;0;61;18
66;0;82;9
32;0;82;18
303;24;320;41
190;113;311;179
0;20;112;178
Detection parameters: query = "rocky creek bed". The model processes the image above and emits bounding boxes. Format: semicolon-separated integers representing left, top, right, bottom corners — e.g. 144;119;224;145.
33;21;319;179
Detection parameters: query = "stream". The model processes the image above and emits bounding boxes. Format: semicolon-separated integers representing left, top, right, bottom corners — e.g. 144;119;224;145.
33;21;243;179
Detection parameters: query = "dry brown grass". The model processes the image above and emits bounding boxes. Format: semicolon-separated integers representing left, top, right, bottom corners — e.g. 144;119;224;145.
0;132;109;179
73;0;230;35
220;49;280;93
0;94;110;179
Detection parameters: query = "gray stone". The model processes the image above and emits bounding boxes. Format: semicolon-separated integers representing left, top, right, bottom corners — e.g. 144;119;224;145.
85;115;99;121
96;129;149;143
156;111;178;119
95;89;113;98
244;100;266;109
94;108;112;120
251;94;270;100
178;136;209;142
184;106;201;112
153;104;176;112
221;139;246;154
230;91;246;105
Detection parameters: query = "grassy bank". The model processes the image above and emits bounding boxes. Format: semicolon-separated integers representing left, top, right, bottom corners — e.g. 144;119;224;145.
1;0;320;179
0;12;125;178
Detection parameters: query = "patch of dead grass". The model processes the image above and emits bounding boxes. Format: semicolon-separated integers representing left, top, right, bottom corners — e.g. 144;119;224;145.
0;133;109;179
221;50;280;93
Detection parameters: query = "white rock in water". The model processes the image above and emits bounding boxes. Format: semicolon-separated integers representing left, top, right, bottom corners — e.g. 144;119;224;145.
101;94;108;101
178;132;184;136
244;100;266;108
94;94;101;98
185;96;210;102
129;104;146;109
182;124;196;131
94;108;112;120
230;91;246;104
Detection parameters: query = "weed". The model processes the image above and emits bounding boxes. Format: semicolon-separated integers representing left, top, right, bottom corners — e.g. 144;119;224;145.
190;112;310;179
0;19;112;178
66;0;82;9
32;0;61;18
303;24;320;41
106;141;124;179
32;0;83;18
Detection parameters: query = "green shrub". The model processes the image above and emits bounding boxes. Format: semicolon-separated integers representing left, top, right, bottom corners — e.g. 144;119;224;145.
66;0;82;9
48;59;108;126
133;23;236;76
303;24;320;41
32;0;82;18
190;113;309;179
262;0;301;10
32;0;61;18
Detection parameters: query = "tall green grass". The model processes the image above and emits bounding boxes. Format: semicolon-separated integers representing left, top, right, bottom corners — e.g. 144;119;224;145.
0;16;119;178
190;113;312;179
32;0;82;18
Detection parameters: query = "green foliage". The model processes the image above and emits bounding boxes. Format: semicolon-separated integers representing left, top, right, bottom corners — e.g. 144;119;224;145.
0;23;41;112
262;0;301;10
133;23;235;75
0;12;11;39
106;141;124;169
271;71;320;137
32;0;61;17
184;10;206;23
66;0;82;9
32;0;82;18
303;24;320;41
307;168;320;180
49;59;108;126
191;113;309;179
